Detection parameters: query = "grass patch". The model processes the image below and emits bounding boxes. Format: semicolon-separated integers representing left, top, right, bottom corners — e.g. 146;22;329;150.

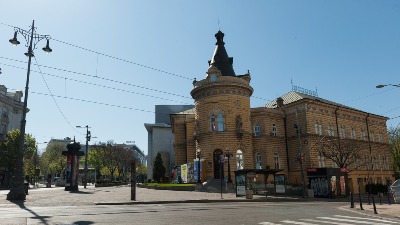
146;183;196;187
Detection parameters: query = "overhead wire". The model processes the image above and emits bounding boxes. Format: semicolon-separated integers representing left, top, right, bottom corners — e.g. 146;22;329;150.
33;56;84;135
0;62;192;104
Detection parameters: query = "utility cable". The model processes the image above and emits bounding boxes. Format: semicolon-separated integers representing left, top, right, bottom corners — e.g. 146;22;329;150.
0;62;191;104
33;56;84;135
0;56;190;99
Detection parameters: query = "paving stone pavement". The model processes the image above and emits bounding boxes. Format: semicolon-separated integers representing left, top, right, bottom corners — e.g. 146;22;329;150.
0;184;398;219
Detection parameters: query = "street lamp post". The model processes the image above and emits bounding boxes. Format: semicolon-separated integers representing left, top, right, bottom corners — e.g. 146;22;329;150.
295;109;306;198
225;150;233;183
196;149;202;184
7;20;52;201
76;125;91;188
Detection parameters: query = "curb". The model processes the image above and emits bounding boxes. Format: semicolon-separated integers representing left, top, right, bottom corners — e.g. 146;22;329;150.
94;197;307;205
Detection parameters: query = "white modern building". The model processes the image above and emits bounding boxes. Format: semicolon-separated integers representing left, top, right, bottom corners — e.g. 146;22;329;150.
144;105;193;181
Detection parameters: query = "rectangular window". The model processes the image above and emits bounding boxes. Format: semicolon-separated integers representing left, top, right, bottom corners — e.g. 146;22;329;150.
350;127;356;139
254;125;261;136
272;124;277;136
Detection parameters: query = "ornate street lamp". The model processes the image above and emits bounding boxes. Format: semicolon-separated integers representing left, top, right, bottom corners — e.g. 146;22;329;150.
76;125;91;188
7;20;52;201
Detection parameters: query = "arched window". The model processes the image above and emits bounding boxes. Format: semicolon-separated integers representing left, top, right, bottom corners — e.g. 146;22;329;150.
236;150;244;170
274;152;280;169
253;124;261;136
255;152;262;169
210;113;225;132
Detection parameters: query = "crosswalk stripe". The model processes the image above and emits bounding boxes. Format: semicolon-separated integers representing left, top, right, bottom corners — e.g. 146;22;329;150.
333;215;399;224
300;218;354;225
281;220;319;225
316;216;390;224
259;222;282;225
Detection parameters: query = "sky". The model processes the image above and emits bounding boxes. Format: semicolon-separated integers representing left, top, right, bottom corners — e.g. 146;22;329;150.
0;1;399;155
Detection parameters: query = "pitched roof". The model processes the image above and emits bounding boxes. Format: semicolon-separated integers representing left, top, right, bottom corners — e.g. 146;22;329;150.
264;91;356;111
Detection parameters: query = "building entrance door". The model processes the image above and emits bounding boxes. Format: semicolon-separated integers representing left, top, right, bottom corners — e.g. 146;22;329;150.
214;149;224;179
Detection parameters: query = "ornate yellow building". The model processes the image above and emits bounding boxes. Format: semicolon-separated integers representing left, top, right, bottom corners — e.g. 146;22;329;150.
170;31;394;195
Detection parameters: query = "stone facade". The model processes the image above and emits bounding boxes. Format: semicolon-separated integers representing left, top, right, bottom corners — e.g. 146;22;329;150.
170;31;394;194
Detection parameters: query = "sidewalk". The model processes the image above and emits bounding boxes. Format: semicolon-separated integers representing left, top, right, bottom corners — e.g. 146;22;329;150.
0;185;398;219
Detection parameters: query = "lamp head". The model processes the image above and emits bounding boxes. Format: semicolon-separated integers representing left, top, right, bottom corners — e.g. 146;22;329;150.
9;31;20;46
376;85;385;88
42;39;52;53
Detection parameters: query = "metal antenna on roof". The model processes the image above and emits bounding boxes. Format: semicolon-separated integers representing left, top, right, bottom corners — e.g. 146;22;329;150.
218;16;221;30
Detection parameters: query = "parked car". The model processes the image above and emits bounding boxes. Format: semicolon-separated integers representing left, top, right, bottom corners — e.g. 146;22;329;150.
390;179;400;203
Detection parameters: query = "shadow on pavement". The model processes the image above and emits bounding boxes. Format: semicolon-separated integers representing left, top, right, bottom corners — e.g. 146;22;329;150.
70;221;95;225
10;200;51;225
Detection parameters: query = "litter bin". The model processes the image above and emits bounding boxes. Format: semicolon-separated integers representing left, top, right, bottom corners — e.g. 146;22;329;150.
24;181;29;195
245;189;253;199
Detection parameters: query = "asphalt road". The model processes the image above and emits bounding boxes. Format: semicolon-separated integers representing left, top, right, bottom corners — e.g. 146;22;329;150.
0;202;398;225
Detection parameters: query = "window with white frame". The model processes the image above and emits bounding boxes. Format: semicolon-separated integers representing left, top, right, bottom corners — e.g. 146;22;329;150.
255;152;262;169
328;123;335;136
360;128;367;141
253;124;261;136
210;113;225;132
350;127;356;139
377;132;383;142
331;160;338;168
274;152;280;169
372;156;377;170
236;150;244;170
271;123;277;136
318;152;326;168
370;130;375;142
315;121;322;135
354;155;360;170
339;125;346;139
365;155;369;170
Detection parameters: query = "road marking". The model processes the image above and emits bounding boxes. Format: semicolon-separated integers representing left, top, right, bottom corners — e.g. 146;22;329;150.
316;216;397;224
333;215;399;224
300;218;356;225
281;220;319;225
259;222;282;225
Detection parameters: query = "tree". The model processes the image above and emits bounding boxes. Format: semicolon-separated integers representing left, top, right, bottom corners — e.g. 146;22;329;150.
153;152;166;183
318;137;366;172
0;129;36;177
41;141;66;178
90;141;120;181
388;125;400;178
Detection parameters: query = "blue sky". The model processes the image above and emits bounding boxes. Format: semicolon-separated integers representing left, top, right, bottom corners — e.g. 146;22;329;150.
0;1;399;154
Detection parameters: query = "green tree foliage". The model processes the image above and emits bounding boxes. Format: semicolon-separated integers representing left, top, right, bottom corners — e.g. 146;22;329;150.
41;141;66;178
388;125;400;178
89;141;120;181
153;152;166;183
0;129;36;175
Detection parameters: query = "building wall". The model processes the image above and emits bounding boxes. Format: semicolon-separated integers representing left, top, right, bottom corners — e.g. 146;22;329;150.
0;85;24;141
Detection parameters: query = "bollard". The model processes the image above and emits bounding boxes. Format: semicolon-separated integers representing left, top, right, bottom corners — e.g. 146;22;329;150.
371;195;378;214
388;192;391;205
379;192;382;205
350;192;355;208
